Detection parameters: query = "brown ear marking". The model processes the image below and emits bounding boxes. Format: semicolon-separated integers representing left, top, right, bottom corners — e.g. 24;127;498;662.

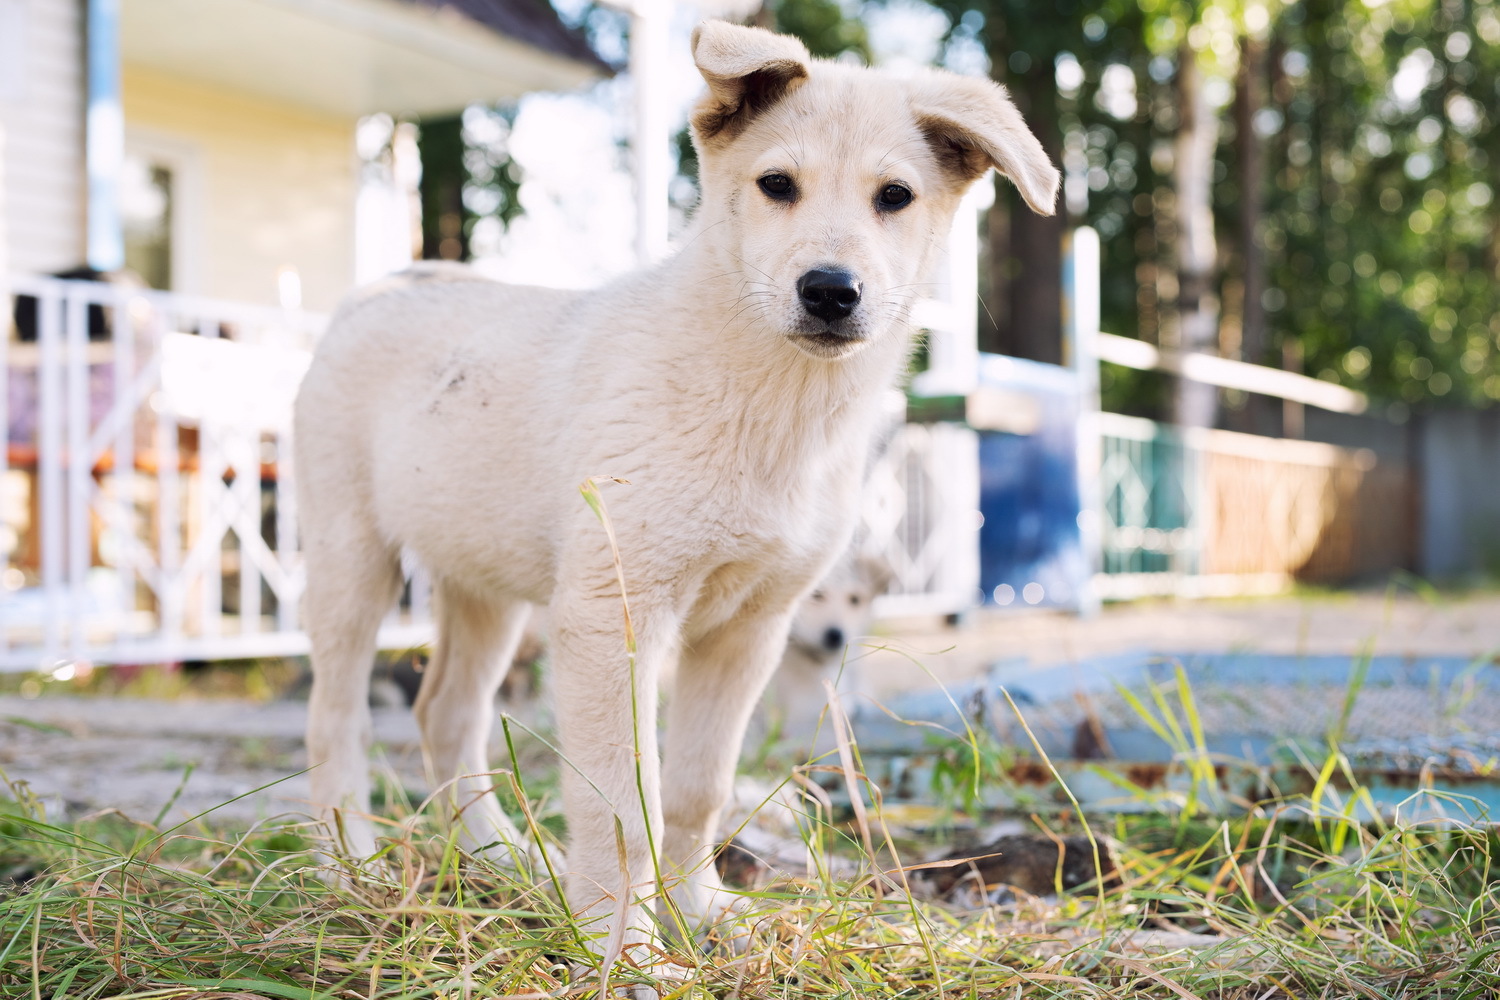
908;72;1061;215
692;63;809;142
690;21;812;146
917;117;999;184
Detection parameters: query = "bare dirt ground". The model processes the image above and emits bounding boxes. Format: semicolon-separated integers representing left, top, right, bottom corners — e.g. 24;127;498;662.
4;590;1498;829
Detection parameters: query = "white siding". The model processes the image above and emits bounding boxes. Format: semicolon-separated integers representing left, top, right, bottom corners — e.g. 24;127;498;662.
0;0;85;275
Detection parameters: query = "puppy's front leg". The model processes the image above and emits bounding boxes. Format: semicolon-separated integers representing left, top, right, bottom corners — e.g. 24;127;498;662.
660;609;795;938
549;586;677;973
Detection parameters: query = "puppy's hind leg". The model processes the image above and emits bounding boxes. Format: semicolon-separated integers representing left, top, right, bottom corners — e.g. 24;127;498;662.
414;583;529;862
304;522;403;865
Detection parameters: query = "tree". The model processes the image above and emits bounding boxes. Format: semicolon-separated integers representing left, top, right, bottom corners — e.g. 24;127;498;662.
1263;0;1499;410
928;0;1086;364
416;107;525;262
759;0;871;60
942;0;1500;420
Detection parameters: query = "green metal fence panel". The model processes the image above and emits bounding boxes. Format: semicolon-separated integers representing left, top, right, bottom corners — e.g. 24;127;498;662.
1098;414;1200;577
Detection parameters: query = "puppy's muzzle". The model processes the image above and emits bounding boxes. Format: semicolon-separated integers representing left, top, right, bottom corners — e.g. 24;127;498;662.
797;269;861;323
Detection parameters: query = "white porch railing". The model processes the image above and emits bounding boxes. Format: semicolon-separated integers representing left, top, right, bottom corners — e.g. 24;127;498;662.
2;274;973;671
863;418;980;618
0;276;437;671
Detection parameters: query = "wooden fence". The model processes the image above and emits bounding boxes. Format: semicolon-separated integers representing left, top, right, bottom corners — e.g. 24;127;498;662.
1096;413;1413;598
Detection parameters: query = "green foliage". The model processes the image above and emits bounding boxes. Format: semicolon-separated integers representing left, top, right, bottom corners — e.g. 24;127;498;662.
769;0;873;61
416;105;524;262
1263;0;1500;407
929;0;1499;412
925;726;1029;816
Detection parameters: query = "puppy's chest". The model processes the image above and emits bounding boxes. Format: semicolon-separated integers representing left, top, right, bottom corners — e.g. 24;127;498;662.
683;552;814;639
679;497;855;637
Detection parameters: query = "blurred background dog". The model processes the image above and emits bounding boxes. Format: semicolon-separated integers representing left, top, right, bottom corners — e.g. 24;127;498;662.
356;550;894;763
757;550;894;756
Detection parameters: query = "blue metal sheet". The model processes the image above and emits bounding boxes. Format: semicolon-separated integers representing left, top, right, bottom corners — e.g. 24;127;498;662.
844;650;1500;820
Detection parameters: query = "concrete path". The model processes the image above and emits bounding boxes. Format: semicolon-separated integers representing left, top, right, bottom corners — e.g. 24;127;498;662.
4;590;1497;828
858;590;1500;699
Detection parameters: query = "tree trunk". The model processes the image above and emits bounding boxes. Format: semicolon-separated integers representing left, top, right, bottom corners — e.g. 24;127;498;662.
1489;213;1500;282
1172;44;1221;430
417;115;470;261
997;64;1064;365
1235;34;1267;367
979;180;1009;355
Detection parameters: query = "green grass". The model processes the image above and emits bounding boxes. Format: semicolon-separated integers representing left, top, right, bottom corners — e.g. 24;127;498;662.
4;721;1499;999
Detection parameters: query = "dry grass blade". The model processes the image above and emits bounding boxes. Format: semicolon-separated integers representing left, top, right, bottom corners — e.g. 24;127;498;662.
822;678;878;877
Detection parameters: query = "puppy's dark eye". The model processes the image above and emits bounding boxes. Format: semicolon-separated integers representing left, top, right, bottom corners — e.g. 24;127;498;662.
810;590;825;601
758;173;796;201
849;595;861;606
877;183;913;210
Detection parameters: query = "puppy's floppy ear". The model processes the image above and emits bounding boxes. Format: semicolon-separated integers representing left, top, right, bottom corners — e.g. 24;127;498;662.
856;554;896;598
908;71;1061;215
690;20;811;145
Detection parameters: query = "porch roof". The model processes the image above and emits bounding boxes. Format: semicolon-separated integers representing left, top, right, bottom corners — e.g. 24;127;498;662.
121;0;609;119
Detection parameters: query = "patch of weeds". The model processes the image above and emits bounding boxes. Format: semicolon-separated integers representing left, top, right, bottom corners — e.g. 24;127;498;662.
7;653;1500;997
6;754;1500;997
0;655;309;700
924;726;1049;822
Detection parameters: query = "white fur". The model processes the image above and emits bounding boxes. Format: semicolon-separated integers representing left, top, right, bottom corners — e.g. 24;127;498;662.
295;19;1057;977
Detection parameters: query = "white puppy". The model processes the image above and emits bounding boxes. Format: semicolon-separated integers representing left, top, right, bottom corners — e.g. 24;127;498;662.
761;552;892;753
295;19;1056;971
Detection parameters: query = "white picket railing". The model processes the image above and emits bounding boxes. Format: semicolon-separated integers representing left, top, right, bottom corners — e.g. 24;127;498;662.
0;276;434;671
1;274;973;671
862;418;980;618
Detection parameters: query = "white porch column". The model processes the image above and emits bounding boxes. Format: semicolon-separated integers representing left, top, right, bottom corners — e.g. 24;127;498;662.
0;119;8;294
1;120;10;606
1064;226;1102;615
86;0;124;271
630;0;672;264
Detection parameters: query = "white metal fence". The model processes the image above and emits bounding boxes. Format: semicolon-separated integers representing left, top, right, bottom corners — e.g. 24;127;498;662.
0;276;445;671
2;275;974;672
862;418;980;618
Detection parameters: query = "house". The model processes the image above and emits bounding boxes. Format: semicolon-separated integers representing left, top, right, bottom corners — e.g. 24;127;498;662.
0;0;606;668
0;0;606;311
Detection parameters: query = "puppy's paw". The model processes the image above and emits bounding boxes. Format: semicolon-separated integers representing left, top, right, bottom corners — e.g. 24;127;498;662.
567;969;671;1000
570;921;683;999
459;830;545;877
663;869;755;954
309;812;399;889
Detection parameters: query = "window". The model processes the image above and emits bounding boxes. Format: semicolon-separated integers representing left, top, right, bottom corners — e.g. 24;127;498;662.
121;152;174;290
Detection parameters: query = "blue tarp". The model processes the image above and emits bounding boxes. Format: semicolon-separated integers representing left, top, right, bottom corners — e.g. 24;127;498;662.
974;354;1089;609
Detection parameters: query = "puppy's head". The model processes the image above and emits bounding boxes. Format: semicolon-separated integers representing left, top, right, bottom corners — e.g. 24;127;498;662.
787;554;894;660
689;21;1059;360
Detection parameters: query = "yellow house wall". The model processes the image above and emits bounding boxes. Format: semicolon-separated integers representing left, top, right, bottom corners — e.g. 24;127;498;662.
122;65;356;311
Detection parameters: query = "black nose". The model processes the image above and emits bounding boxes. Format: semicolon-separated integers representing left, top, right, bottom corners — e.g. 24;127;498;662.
822;627;846;652
797;269;861;322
